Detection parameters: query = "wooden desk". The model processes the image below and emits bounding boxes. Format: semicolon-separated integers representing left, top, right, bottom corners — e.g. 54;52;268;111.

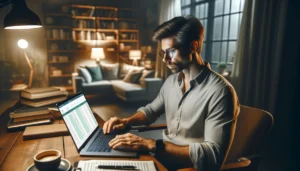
0;102;167;171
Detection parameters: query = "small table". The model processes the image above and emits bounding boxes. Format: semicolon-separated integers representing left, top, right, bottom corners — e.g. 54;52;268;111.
0;101;167;171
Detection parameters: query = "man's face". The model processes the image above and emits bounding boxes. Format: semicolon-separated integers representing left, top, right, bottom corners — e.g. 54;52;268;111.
160;37;191;73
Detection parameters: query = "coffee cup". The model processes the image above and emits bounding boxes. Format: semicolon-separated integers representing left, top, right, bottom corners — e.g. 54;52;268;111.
34;149;61;170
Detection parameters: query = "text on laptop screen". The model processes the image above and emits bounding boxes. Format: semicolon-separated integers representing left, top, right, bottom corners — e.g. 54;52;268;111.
59;94;98;149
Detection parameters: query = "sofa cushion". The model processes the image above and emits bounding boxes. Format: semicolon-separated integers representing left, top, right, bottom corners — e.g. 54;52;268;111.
111;80;146;100
78;67;92;83
100;63;119;80
139;69;155;84
82;80;113;93
119;63;144;79
86;65;103;81
123;69;143;84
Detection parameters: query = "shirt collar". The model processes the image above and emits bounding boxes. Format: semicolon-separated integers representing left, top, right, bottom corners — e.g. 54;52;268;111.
177;62;211;85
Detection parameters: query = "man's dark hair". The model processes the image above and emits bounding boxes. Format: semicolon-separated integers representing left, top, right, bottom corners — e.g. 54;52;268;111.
152;16;204;53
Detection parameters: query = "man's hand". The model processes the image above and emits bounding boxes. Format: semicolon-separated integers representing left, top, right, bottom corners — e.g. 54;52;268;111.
109;133;156;152
103;117;127;134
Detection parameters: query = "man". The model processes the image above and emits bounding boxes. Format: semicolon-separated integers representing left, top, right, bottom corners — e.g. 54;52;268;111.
103;16;240;171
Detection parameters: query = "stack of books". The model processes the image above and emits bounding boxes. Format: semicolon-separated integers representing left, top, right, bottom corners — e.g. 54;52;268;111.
7;87;68;131
20;87;68;107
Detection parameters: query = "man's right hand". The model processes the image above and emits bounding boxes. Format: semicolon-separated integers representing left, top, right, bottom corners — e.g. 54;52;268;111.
103;117;128;134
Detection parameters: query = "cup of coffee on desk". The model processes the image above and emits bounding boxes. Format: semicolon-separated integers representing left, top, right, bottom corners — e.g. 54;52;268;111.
34;149;61;170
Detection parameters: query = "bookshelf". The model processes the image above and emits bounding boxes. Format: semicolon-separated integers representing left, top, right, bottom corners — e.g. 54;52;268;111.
71;4;140;63
43;3;74;91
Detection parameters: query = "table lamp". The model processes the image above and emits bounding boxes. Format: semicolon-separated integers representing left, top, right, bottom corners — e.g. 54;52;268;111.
91;48;105;64
18;39;33;88
129;50;141;66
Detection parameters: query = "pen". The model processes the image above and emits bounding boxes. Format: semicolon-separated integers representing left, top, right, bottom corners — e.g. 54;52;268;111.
97;165;137;170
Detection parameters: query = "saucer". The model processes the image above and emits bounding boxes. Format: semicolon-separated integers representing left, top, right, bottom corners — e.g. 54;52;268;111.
26;158;71;171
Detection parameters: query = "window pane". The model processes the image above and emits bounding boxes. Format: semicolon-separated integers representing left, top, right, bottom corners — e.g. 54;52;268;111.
237;13;242;36
195;3;208;19
231;0;241;13
224;0;230;14
201;42;206;60
227;64;233;72
200;19;207;40
213;17;222;40
212;42;221;62
214;0;223;16
221;42;228;62
196;0;205;2
222;15;229;40
228;41;236;62
182;8;191;16
211;63;218;71
229;14;239;39
240;0;245;11
181;0;191;6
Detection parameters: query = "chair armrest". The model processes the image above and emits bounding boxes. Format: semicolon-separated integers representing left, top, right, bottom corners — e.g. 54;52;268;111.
72;73;83;93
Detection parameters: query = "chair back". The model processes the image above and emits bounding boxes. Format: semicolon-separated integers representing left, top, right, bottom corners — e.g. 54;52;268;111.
225;105;274;162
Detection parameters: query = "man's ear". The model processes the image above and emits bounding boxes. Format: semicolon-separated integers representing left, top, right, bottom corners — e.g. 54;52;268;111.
191;40;199;53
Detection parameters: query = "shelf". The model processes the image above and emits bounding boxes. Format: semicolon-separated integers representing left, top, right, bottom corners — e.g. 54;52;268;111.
73;28;96;31
73;40;118;43
48;50;73;53
72;16;95;20
95;6;118;10
119;40;138;42
45;26;71;29
96;17;118;20
50;74;72;78
47;39;72;41
72;4;95;9
45;13;71;17
48;62;73;64
118;18;137;21
118;29;138;32
96;29;118;32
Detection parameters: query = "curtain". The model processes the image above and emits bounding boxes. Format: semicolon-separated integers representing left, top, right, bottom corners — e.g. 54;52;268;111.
230;0;288;114
155;0;181;79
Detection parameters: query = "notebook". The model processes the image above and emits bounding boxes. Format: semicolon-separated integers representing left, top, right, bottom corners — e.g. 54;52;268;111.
56;92;137;157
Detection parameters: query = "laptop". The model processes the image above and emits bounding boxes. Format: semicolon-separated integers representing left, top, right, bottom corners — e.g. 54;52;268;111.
56;92;138;157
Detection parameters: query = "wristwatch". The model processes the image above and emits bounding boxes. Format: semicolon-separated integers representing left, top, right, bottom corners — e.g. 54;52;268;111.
155;139;165;152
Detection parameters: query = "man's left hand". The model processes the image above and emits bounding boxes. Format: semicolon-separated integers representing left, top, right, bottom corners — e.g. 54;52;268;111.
109;133;156;152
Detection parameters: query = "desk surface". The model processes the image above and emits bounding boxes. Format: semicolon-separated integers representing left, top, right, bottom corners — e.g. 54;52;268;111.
0;102;167;171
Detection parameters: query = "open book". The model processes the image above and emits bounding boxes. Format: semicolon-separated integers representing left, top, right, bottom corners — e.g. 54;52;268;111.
74;160;156;171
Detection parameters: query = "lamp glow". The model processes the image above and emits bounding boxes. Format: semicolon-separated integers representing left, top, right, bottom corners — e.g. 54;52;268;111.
129;50;141;66
18;39;28;49
91;48;105;63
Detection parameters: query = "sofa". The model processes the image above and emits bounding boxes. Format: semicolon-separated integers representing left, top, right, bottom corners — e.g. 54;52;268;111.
72;63;163;102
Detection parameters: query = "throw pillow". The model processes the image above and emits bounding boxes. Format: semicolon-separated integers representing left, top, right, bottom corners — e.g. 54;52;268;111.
119;63;144;79
78;67;92;83
100;63;119;80
139;69;155;84
123;69;143;84
86;65;103;81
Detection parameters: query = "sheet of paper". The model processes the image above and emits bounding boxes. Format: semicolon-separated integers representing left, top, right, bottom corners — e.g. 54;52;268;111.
76;160;156;171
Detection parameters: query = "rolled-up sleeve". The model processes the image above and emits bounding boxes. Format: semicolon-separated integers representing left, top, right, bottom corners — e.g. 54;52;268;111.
137;81;166;125
189;86;237;171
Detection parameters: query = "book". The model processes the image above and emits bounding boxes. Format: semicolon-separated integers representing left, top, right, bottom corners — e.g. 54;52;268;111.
21;87;67;99
13;111;61;122
75;160;156;171
23;124;69;140
7;118;53;132
10;106;51;118
21;90;68;100
20;95;67;107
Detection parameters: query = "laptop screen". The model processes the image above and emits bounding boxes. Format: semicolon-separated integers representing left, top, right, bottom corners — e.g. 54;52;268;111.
58;93;98;149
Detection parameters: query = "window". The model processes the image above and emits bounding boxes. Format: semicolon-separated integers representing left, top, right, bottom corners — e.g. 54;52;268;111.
181;0;244;73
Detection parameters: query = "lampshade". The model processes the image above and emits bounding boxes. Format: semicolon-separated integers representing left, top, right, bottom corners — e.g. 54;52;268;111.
129;50;141;60
4;0;42;29
91;48;105;60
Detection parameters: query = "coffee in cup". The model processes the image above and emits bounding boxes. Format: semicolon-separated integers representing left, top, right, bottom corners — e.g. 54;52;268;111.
34;149;61;170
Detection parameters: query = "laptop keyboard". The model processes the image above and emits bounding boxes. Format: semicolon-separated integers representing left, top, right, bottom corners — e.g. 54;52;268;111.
87;131;115;152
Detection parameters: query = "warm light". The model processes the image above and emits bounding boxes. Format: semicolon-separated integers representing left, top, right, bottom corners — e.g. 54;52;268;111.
18;39;28;49
5;25;42;29
91;48;105;61
129;50;141;60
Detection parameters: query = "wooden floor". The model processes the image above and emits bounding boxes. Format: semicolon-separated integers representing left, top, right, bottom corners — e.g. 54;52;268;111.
86;95;166;125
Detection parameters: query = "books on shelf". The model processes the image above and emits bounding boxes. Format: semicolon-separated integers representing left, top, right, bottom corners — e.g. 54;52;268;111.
21;95;67;107
21;87;68;100
9;106;51;118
